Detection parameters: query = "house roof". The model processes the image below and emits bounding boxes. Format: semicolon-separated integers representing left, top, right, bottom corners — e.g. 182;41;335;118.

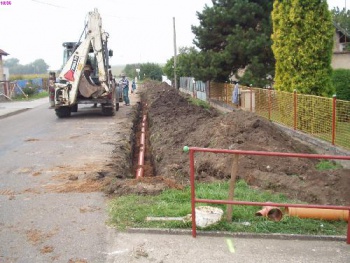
0;49;9;56
333;22;350;38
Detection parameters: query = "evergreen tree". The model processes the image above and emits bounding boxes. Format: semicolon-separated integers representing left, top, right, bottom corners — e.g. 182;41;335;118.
271;0;334;96
191;0;274;86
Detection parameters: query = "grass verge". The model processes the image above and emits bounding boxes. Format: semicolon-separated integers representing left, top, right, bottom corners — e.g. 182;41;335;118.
108;180;347;236
13;91;49;101
187;97;211;109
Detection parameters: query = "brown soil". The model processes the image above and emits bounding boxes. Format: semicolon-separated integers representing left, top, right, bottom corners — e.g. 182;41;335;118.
109;81;350;206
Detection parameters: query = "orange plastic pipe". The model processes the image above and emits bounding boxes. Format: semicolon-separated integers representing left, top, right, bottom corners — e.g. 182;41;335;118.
136;114;147;178
287;207;349;221
255;206;283;222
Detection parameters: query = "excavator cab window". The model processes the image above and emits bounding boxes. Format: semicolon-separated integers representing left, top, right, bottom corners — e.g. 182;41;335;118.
61;42;80;69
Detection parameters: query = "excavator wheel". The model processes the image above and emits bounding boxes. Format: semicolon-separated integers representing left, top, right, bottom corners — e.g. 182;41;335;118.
71;104;78;112
55;107;71;118
101;104;115;116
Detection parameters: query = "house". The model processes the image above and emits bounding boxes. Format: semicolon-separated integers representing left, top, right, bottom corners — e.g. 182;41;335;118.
0;49;9;81
332;22;350;69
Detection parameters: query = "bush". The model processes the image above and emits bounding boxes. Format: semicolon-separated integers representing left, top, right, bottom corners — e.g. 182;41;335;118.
22;80;40;96
332;69;350;101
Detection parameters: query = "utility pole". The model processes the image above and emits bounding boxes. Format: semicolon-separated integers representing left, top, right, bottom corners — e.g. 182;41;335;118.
173;17;177;89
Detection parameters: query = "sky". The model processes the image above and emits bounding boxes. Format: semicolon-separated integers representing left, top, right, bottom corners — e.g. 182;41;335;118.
0;0;348;71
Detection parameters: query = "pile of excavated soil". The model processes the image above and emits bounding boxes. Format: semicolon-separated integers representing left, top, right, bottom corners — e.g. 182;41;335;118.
110;80;350;206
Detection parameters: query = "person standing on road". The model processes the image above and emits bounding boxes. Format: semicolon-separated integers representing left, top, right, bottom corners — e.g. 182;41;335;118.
120;72;130;106
131;80;136;93
232;80;240;109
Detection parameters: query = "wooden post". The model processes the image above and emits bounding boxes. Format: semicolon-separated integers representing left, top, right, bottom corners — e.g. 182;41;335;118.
226;154;239;222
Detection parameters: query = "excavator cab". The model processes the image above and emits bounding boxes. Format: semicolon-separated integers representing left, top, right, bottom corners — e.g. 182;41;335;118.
62;42;79;67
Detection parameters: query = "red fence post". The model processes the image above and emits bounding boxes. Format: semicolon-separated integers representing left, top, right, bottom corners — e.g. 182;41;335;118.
189;149;197;238
348;210;350;244
268;89;271;120
332;95;336;146
293;90;297;130
227;154;239;222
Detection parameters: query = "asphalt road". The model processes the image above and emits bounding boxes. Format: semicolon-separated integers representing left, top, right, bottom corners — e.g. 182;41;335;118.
0;96;350;262
0;100;134;262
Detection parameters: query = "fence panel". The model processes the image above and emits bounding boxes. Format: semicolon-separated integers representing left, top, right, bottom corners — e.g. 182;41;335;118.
297;94;333;143
206;82;350;151
336;99;350;149
209;82;227;102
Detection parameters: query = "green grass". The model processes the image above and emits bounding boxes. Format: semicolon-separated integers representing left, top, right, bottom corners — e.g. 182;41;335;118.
13;91;48;101
108;180;347;236
316;160;343;170
187;97;211;109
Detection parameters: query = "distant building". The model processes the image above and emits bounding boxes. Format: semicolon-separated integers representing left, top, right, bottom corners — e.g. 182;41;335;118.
332;23;350;69
0;49;10;81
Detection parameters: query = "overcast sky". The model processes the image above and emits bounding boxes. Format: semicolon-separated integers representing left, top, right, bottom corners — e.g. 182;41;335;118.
0;0;347;70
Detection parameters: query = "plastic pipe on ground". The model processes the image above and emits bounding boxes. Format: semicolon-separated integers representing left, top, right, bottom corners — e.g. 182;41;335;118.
286;207;349;221
136;114;147;178
255;206;283;222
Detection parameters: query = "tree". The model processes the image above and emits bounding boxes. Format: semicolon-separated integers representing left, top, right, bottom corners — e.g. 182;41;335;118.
331;7;350;31
271;0;334;96
139;63;163;81
3;58;19;68
30;59;49;74
124;64;140;79
191;0;275;86
163;47;201;84
4;58;49;74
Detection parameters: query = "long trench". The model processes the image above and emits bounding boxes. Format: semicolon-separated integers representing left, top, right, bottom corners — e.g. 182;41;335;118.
132;101;155;178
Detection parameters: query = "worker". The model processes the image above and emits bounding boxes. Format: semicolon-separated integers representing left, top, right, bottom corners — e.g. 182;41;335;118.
232;81;240;109
120;72;130;106
131;80;136;93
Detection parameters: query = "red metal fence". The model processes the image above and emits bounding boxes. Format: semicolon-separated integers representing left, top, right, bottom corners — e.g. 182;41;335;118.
188;146;350;244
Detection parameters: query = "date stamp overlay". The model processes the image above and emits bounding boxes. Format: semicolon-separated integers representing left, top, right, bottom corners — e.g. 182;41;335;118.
1;1;12;5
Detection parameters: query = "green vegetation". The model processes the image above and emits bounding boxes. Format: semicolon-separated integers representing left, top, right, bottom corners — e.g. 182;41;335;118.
9;74;48;81
120;63;163;81
271;0;334;97
187;97;211;109
4;58;49;75
316;160;343;171
13;91;48;101
332;69;350;101
108;180;346;236
184;0;275;85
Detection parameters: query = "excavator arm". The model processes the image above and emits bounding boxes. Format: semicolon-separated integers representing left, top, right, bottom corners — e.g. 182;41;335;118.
55;9;112;107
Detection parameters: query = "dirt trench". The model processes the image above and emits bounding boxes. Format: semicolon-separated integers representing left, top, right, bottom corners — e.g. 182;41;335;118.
106;80;350;206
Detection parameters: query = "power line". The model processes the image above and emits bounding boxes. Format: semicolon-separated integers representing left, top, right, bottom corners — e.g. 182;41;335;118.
31;0;67;9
